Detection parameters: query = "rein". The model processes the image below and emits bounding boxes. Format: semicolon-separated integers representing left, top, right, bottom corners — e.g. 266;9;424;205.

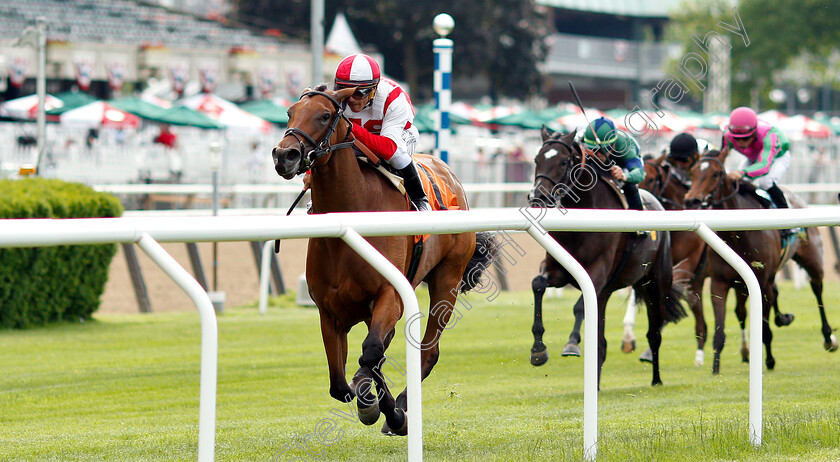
534;137;579;198
283;90;355;175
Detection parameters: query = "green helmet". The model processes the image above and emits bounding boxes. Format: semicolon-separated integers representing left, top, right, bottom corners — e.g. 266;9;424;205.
582;117;618;152
582;117;634;159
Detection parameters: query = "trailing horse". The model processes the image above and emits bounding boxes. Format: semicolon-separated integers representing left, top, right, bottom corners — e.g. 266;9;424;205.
272;85;495;435
684;149;838;374
528;127;686;387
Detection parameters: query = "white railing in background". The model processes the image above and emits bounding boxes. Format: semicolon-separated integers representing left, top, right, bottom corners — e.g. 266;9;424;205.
2;207;840;461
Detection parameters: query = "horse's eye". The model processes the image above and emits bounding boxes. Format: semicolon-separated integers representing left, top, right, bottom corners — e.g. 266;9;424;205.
320;112;330;123
713;171;721;178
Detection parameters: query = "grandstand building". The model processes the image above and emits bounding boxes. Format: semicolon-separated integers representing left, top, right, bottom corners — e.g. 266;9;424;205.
0;0;311;103
536;0;684;109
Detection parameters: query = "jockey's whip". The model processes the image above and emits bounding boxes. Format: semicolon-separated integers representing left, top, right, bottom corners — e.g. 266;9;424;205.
276;186;308;253
568;81;601;146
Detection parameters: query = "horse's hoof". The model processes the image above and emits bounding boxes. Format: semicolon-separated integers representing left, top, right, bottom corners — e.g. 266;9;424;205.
694;350;704;367
740;345;750;363
775;313;795;327
561;343;581;357
766;358;776;370
358;401;381;426
381;409;408;436
639;348;653;363
530;348;549;366
824;334;838;352
621;339;636;354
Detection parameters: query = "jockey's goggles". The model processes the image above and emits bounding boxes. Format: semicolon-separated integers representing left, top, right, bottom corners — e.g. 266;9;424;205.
728;125;756;138
337;85;375;100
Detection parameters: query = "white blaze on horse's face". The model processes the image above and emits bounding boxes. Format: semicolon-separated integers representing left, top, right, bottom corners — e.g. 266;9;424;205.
543;148;558;159
699;161;711;171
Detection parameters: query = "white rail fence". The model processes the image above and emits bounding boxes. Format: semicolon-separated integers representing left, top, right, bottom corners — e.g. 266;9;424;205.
3;207;840;461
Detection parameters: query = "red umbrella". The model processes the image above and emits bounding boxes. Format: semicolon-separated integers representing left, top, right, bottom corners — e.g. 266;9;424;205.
59;101;141;129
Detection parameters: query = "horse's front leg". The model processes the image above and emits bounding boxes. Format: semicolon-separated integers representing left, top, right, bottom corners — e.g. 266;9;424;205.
687;276;708;366
762;283;776;370
359;288;405;436
531;273;550;365
318;310;353;403
710;278;730;375
732;283;749;363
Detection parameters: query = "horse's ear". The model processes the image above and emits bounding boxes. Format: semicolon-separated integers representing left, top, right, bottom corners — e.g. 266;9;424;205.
540;125;554;141
562;130;576;142
335;87;356;103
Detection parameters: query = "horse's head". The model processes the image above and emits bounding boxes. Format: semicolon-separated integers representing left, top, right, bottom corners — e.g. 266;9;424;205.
529;126;586;207
640;154;692;210
271;85;356;180
684;149;732;209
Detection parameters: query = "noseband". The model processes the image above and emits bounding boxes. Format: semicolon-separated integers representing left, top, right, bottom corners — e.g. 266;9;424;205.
283;90;355;175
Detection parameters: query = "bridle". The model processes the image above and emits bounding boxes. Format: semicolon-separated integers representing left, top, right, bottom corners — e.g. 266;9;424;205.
691;156;740;208
646;158;692;209
282;90;355;175
532;135;601;203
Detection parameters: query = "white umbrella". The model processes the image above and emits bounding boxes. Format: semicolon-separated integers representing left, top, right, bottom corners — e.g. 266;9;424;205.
178;93;271;133
60;101;141;129
0;94;63;119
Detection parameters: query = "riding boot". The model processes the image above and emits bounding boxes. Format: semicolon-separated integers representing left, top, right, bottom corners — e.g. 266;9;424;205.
623;183;644;211
766;183;792;239
398;163;432;212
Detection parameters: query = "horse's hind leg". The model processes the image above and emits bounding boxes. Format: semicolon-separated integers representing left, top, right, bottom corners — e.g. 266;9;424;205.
771;283;794;327
792;242;839;351
621;290;638;354
562;296;585;357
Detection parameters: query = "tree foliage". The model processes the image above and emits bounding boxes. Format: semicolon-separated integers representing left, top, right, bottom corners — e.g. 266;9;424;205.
231;0;550;102
667;0;840;108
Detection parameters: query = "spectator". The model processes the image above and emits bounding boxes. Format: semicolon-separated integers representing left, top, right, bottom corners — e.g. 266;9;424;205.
153;124;178;149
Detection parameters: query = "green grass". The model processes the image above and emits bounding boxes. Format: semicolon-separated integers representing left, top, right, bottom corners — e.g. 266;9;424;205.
1;281;839;461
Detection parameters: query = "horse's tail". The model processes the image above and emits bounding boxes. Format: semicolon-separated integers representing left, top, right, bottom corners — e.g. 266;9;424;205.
663;264;689;324
459;232;498;293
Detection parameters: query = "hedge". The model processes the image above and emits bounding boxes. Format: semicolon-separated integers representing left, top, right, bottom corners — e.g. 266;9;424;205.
0;178;123;328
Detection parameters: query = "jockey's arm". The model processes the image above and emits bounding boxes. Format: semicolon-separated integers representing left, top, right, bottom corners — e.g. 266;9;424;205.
351;123;397;160
623;157;646;184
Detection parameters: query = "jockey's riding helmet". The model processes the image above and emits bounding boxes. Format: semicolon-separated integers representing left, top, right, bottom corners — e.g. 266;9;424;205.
728;107;758;138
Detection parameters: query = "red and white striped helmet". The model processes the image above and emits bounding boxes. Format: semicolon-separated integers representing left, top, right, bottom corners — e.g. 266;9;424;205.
334;54;381;88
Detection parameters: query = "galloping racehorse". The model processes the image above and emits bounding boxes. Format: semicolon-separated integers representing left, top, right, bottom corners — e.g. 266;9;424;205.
272;85;495;435
684;149;838;374
528;127;686;387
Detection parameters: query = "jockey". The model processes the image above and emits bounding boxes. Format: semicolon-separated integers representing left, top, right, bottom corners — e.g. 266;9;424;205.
333;53;430;212
668;132;715;171
722;106;791;212
582;117;645;210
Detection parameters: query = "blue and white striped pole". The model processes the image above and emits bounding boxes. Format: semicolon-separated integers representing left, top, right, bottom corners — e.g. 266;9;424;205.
433;13;454;164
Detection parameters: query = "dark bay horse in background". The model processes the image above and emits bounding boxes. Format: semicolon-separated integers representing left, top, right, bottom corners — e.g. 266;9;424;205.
528;126;686;387
684;149;838;374
636;153;712;366
272;85;495;435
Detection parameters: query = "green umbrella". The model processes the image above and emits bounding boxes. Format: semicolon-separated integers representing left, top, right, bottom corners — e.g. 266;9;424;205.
239;99;289;125
109;97;221;129
413;104;472;133
48;91;98;115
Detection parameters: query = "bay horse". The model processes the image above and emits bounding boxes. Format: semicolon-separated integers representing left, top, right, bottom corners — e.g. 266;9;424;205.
684;149;838;374
271;85;495;435
528;127;686;387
